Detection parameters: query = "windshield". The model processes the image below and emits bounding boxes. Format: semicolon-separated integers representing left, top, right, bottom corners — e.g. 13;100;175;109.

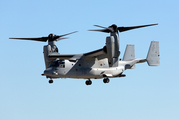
49;60;65;68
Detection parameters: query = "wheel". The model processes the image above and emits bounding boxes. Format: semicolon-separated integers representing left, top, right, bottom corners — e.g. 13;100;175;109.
85;79;92;85
49;79;53;84
89;80;92;85
103;78;110;83
106;78;110;83
103;79;106;83
85;81;88;85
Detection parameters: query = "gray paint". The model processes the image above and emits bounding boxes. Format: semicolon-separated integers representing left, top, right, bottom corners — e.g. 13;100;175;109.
10;25;159;84
43;41;160;80
147;41;160;66
123;44;135;61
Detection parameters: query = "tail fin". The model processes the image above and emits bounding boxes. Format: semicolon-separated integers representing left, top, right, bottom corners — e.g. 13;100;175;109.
123;44;135;69
147;41;160;66
123;44;135;61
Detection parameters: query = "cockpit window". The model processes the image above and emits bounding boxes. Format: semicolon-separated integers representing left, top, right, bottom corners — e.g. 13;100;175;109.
49;60;65;68
49;61;58;67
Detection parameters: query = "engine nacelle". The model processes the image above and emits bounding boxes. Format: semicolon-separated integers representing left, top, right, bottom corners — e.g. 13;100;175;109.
106;36;119;67
106;36;115;66
43;45;58;68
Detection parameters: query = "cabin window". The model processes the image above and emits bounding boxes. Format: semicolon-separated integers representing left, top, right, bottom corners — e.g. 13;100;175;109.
58;60;65;68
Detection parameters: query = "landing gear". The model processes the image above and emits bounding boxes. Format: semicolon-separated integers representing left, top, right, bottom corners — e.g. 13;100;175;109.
49;79;53;84
85;79;92;85
103;78;110;83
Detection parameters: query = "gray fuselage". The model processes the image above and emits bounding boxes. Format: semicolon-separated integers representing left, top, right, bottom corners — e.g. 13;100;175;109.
43;58;125;79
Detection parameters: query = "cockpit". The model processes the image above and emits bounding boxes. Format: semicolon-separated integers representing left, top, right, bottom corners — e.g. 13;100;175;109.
48;60;65;68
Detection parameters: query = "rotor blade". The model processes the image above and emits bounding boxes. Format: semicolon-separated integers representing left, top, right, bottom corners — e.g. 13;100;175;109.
56;37;68;41
89;25;113;33
88;29;111;33
10;31;78;42
57;31;78;38
93;25;114;32
118;23;158;32
94;25;109;29
9;37;48;42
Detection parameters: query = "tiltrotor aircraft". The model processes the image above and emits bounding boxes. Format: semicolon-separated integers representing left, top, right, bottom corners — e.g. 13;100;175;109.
10;23;160;85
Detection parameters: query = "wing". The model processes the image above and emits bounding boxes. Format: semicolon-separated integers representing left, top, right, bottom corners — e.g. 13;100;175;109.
84;48;106;57
48;52;83;61
48;52;74;59
48;48;106;60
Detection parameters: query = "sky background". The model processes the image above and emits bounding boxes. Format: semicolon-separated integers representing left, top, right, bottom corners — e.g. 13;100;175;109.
1;0;179;120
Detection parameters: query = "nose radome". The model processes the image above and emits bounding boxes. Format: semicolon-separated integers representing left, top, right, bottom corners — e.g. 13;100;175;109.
43;69;51;75
43;68;58;76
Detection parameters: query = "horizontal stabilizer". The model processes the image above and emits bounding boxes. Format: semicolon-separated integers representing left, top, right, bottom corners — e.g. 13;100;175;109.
147;41;160;66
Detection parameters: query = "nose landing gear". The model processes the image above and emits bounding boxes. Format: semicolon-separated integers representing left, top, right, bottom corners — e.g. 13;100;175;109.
49;79;53;84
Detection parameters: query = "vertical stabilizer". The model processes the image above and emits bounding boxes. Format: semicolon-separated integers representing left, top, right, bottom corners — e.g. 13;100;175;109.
123;44;135;61
147;41;160;66
123;44;135;69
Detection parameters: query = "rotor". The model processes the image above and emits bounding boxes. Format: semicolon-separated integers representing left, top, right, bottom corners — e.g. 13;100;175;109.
9;31;78;42
89;23;158;33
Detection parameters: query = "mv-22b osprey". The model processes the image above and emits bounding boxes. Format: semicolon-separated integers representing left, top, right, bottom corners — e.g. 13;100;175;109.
10;24;160;85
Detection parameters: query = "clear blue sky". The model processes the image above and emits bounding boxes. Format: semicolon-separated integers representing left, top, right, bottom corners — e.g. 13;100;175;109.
1;0;179;120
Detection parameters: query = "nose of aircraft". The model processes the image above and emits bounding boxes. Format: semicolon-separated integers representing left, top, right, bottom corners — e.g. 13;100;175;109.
43;69;51;75
43;68;58;76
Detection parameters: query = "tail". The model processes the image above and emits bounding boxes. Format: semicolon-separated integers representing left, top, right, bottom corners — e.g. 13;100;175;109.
123;44;135;61
123;44;135;69
146;41;160;66
122;41;160;69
